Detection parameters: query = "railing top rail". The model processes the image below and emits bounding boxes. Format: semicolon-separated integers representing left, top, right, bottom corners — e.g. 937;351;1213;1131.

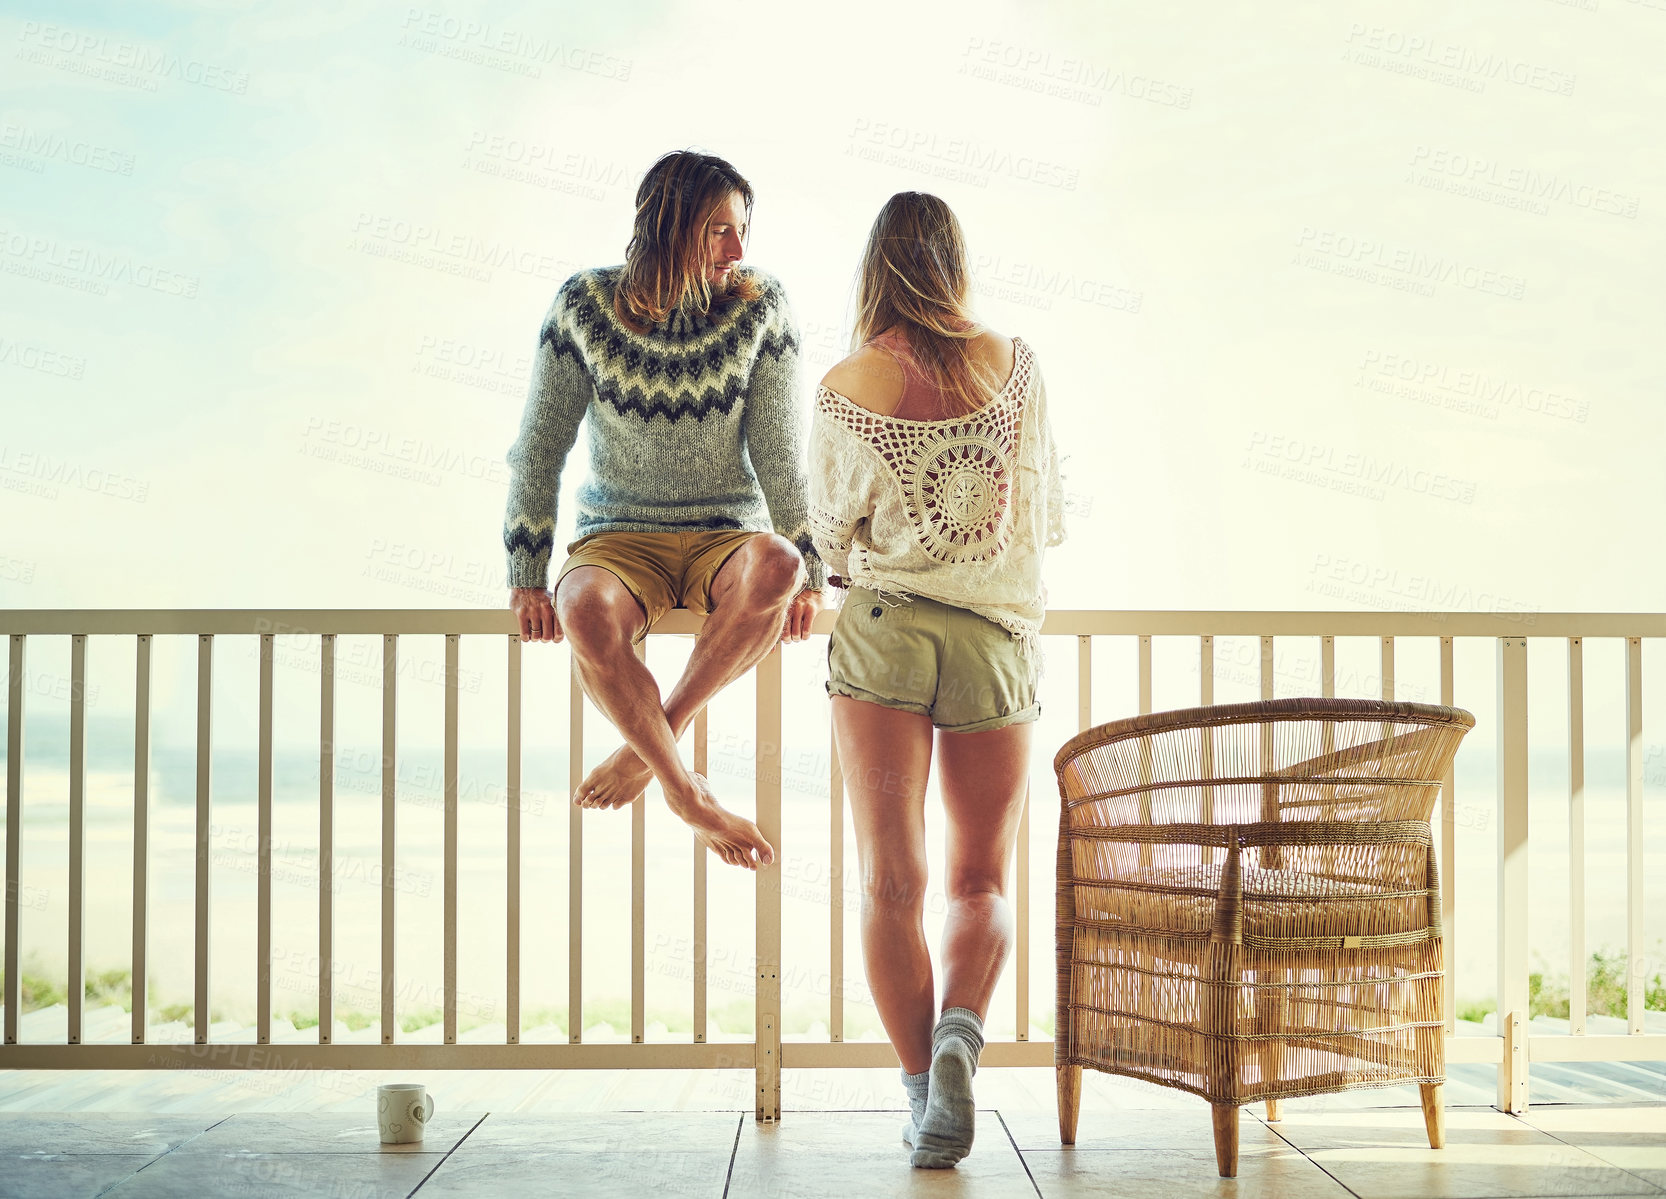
0;610;1661;637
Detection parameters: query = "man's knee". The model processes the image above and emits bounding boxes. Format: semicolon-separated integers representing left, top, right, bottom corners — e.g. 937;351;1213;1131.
556;569;643;651
734;535;803;604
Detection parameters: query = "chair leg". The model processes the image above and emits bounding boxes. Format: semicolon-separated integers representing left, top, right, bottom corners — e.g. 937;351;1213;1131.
1057;1065;1082;1144
1211;1103;1239;1177
1265;1098;1282;1122
1419;1082;1445;1149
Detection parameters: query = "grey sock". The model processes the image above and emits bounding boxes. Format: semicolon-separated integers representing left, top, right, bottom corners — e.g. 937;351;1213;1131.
910;1007;984;1168
900;1066;930;1145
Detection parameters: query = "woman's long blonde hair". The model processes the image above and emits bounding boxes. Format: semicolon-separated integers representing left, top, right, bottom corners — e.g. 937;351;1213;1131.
614;150;762;332
852;192;1002;416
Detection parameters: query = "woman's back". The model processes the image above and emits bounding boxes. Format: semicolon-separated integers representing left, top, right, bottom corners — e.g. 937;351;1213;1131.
808;330;1063;652
822;328;1016;422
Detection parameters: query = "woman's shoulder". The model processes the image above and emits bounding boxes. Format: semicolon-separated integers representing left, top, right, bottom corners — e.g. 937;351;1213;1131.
819;344;907;416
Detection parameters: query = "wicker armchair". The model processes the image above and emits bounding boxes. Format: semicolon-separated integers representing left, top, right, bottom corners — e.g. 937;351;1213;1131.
1052;698;1474;1177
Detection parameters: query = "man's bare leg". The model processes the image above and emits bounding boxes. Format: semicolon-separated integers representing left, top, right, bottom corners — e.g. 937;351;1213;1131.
556;565;774;868
574;534;803;809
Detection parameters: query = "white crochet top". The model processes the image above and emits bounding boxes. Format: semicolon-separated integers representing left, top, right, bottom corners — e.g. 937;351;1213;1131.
808;337;1065;649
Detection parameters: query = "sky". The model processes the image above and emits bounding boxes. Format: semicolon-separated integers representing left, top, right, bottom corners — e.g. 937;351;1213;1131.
1;0;1663;1030
1;0;1661;615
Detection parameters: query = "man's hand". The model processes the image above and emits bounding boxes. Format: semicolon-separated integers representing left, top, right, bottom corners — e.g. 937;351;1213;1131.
511;587;562;642
781;588;822;643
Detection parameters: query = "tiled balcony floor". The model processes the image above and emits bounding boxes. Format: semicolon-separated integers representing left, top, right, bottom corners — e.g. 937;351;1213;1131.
0;1068;1661;1197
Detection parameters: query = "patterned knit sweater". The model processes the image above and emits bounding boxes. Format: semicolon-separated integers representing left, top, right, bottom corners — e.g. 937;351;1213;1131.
502;265;823;591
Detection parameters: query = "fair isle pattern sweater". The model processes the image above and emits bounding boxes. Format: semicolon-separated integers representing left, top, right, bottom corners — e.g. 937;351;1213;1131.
502;266;824;591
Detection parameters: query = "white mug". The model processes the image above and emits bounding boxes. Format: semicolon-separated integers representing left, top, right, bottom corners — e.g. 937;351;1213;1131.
377;1083;436;1144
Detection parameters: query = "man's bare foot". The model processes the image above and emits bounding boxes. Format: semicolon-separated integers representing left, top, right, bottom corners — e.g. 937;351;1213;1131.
573;743;652;810
666;772;775;870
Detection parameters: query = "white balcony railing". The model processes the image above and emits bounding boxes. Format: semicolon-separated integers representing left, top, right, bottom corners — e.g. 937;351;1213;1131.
1;609;1661;1118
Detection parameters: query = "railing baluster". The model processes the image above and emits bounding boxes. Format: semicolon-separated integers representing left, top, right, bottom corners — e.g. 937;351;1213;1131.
1625;637;1643;1035
381;633;396;1044
69;635;86;1045
1137;635;1151;715
257;633;273;1044
1321;635;1337;761
756;646;783;1120
1199;636;1214;841
1567;636;1585;1036
444;634;459;1045
631;642;646;1046
194;634;212;1045
5;634;25;1046
568;661;583;1044
132;634;151;1044
506;636;520;1045
1137;635;1153;848
319;633;334;1044
1077;636;1091;730
1440;635;1455;1035
694;706;708;1044
826;719;840;1044
1016;787;1030;1041
1497;635;1529;1112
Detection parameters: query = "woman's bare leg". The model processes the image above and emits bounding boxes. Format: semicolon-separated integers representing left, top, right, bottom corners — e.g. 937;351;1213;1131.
935;720;1033;1018
909;718;1033;1167
832;694;936;1076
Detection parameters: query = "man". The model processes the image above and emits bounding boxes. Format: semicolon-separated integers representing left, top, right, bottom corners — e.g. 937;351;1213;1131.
503;150;822;870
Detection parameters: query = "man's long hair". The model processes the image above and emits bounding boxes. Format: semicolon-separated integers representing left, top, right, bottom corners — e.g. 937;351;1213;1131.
851;192;1003;417
614;150;762;331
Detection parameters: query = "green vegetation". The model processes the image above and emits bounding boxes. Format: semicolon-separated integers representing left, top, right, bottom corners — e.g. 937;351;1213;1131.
1456;944;1666;1024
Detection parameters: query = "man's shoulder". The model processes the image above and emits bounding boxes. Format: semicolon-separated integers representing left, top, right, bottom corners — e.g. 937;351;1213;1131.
555;264;621;304
543;266;622;333
737;266;792;313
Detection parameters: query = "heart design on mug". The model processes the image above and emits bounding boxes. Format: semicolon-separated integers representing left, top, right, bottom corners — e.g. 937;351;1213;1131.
388;1122;402;1135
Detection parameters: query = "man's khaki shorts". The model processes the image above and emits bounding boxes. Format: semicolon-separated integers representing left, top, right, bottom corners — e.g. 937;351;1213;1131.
826;585;1041;733
554;530;789;641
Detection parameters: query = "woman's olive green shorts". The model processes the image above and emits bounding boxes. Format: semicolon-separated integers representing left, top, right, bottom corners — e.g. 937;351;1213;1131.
826;585;1041;734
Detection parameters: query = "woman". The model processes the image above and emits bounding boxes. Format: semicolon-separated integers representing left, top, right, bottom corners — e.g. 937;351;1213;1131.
808;192;1065;1169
